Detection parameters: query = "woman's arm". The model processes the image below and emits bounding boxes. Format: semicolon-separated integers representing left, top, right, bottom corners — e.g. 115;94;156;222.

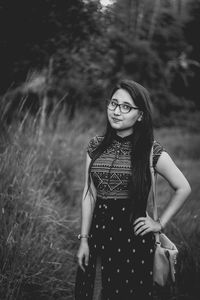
134;151;191;236
155;151;191;228
76;153;97;271
80;153;97;240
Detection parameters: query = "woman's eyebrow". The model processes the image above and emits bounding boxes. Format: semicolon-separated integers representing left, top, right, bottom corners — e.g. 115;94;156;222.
111;98;132;105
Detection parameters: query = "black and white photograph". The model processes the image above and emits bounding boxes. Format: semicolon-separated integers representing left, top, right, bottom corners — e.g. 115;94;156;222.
0;1;199;299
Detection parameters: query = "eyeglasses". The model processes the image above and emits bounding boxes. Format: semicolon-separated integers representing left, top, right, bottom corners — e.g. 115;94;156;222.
107;99;139;114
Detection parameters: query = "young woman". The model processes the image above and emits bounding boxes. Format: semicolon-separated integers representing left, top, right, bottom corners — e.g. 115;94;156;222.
74;79;191;300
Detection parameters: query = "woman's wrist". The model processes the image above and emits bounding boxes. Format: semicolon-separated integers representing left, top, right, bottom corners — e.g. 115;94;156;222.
77;233;90;240
80;238;89;246
157;218;164;232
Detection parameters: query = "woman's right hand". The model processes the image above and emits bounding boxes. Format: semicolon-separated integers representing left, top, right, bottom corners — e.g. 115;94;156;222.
76;240;90;272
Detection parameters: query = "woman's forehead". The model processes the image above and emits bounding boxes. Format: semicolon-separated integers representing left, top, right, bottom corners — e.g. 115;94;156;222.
112;88;135;105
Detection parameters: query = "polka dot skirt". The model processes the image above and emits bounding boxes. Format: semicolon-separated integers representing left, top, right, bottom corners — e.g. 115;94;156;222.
74;198;155;300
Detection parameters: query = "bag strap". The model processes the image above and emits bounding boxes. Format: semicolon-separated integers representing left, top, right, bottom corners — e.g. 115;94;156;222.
149;146;158;221
149;146;160;243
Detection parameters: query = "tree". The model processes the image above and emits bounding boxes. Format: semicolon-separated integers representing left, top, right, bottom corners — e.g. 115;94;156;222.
0;0;100;94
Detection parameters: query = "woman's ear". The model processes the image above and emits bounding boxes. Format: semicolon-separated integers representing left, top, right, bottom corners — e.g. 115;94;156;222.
137;112;143;122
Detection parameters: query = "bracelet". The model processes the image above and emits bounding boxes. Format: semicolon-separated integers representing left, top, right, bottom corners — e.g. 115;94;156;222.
157;218;164;232
77;234;90;240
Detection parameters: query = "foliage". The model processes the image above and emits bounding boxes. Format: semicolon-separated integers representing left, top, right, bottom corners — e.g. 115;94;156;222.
0;0;100;94
183;0;200;107
0;0;200;122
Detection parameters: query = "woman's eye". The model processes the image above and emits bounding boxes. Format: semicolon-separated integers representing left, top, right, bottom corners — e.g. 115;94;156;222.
111;101;117;106
122;105;130;110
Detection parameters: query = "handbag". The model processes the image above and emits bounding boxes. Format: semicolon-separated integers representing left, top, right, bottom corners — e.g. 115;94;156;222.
149;147;178;287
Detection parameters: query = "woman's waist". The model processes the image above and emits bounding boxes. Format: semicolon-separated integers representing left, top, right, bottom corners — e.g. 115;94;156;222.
96;192;130;202
94;196;131;220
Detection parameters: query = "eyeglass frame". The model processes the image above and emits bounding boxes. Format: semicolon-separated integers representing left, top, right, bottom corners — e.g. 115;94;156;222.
107;99;139;114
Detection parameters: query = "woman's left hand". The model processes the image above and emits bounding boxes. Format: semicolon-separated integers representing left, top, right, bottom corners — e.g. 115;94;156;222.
133;214;161;236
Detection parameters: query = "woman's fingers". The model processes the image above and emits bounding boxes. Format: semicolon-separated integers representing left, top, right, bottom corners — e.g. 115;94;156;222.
133;216;155;235
133;217;146;226
133;215;160;235
134;222;145;232
134;223;148;235
77;251;89;272
140;227;152;236
133;218;147;233
84;253;89;266
78;255;85;272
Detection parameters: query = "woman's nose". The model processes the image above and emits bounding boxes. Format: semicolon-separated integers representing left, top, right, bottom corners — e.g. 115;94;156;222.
114;105;121;115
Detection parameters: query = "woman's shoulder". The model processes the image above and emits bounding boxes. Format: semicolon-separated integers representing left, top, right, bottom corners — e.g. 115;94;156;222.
87;135;104;158
153;139;166;153
152;139;167;168
87;135;104;148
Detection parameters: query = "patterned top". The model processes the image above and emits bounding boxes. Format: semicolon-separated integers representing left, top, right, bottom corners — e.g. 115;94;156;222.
87;133;165;201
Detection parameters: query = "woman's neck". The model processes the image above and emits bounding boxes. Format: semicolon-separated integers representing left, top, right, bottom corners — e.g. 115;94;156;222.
116;129;133;138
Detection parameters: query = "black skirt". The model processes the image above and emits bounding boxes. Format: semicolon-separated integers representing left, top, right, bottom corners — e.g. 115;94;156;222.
74;197;155;300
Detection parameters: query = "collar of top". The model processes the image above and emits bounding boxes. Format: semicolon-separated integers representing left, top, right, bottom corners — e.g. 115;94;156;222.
113;132;134;143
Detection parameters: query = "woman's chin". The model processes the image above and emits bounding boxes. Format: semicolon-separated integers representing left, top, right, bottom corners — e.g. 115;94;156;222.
110;122;123;129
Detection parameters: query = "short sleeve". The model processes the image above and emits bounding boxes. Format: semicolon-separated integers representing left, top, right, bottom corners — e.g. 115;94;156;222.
87;135;104;159
153;140;166;169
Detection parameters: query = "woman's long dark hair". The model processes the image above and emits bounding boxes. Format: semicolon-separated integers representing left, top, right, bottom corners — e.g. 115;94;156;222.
87;79;154;222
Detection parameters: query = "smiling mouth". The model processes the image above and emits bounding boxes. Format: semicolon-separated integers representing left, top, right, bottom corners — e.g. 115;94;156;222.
112;117;122;122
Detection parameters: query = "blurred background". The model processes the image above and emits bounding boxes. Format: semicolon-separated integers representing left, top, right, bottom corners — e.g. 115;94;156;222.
0;0;199;299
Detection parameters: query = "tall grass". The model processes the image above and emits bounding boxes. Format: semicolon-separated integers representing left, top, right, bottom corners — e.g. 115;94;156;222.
0;107;200;299
0;112;82;300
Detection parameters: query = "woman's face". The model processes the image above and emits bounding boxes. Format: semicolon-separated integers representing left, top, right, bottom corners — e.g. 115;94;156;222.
107;88;142;136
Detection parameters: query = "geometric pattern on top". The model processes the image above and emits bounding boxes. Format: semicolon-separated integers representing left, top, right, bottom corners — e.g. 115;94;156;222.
86;133;165;201
93;171;122;191
107;173;122;191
